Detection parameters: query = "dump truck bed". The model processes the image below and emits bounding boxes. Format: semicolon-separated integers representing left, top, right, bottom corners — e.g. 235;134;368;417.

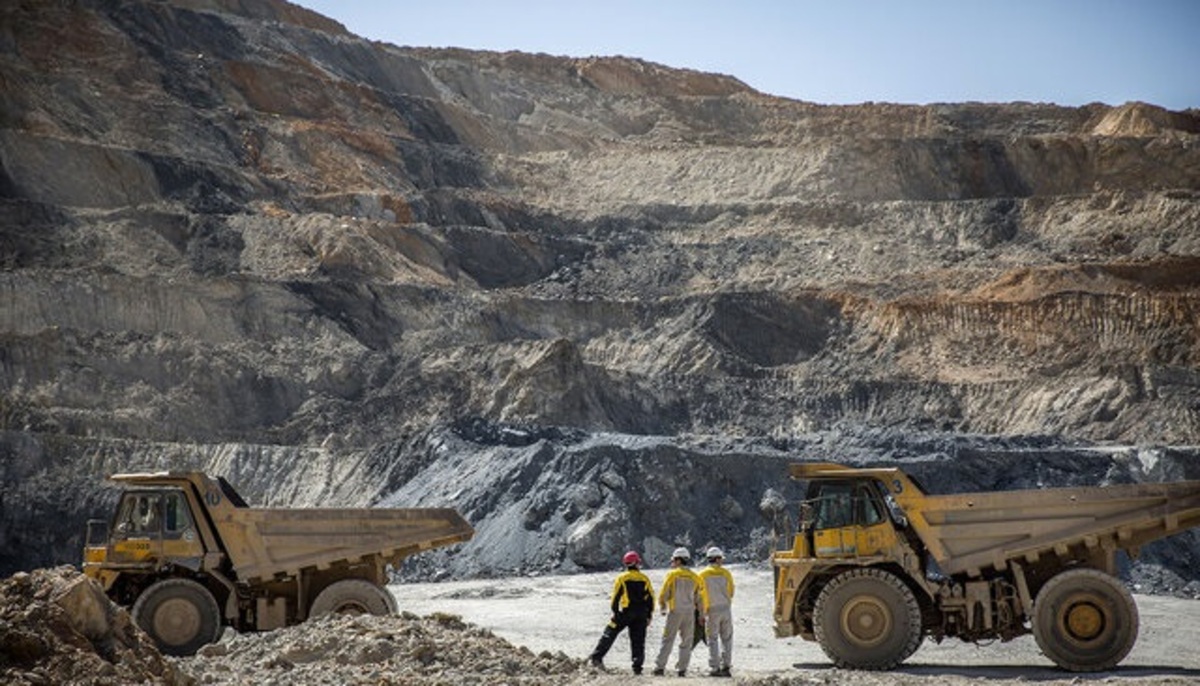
907;479;1200;577
108;471;474;583
211;507;474;582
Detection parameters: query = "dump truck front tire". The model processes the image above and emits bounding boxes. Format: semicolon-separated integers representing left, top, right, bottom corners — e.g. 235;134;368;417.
309;579;395;618
132;578;223;656
813;568;923;670
1033;568;1138;671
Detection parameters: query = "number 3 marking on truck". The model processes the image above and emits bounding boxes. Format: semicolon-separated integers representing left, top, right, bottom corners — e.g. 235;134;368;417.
892;479;904;494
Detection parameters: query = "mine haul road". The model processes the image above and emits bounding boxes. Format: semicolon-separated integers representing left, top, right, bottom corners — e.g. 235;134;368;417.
392;565;1200;685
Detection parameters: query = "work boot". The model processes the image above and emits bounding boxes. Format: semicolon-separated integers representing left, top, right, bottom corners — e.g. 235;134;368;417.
589;657;604;670
720;666;732;677
709;668;723;677
677;669;687;676
651;668;665;676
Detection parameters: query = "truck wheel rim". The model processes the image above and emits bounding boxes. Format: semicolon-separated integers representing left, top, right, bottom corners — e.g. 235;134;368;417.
840;594;892;647
1064;600;1105;641
335;601;369;615
154;598;202;646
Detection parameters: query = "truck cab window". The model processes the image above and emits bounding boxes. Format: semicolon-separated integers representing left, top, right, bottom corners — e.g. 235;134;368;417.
856;483;885;526
163;491;194;538
811;482;855;529
117;493;162;536
808;481;886;529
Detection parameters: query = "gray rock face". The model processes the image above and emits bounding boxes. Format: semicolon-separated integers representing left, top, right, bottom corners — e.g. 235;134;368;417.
1;0;1199;584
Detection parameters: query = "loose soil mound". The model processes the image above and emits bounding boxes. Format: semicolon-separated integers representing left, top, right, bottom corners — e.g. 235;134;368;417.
178;611;588;685
0;566;190;686
2;566;589;685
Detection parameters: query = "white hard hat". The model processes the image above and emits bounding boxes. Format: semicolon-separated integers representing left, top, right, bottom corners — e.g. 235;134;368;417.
706;546;724;559
671;547;691;560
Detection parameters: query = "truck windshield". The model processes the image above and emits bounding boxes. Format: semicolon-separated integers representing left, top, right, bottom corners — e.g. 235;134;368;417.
113;489;195;539
116;492;161;536
807;481;885;530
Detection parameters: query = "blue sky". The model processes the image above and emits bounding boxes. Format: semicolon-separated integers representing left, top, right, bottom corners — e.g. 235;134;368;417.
293;1;1199;110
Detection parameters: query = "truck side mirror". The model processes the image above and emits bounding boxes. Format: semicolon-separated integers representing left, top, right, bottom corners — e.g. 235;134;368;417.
884;493;909;528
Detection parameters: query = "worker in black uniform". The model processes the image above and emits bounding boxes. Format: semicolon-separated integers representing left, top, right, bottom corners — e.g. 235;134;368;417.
588;550;655;674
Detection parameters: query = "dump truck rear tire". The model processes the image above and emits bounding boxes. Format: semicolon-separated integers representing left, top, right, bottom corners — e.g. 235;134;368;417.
132;578;222;656
813;568;923;670
309;579;394;618
1033;568;1138;671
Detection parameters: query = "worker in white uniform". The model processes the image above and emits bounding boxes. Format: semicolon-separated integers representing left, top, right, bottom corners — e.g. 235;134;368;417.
699;546;735;677
651;547;706;676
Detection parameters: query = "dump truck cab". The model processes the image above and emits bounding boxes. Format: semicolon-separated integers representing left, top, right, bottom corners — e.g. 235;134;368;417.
91;485;205;571
83;471;473;656
801;476;902;559
84;473;241;594
773;464;932;653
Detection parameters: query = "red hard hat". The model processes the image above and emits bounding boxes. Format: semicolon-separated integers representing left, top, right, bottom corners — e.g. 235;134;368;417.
622;551;642;566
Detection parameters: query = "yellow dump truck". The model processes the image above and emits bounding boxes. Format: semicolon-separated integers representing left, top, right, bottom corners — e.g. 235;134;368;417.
82;471;473;655
772;462;1200;671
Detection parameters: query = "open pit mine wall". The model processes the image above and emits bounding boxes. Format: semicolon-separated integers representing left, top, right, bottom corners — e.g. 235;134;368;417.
2;268;1198;453
2;0;1198;452
2;0;1200;581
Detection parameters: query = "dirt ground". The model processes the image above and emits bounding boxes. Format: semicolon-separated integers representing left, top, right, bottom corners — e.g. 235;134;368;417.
390;564;1200;685
8;564;1197;685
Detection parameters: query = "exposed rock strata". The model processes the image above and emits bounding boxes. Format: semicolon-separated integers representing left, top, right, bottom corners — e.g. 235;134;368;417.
1;0;1199;580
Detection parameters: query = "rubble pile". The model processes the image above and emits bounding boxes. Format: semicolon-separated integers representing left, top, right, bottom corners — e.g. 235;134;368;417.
1;566;591;685
0;567;190;686
178;611;588;685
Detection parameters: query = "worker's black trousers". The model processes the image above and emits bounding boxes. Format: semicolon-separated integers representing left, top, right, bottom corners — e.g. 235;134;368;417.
590;613;649;672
